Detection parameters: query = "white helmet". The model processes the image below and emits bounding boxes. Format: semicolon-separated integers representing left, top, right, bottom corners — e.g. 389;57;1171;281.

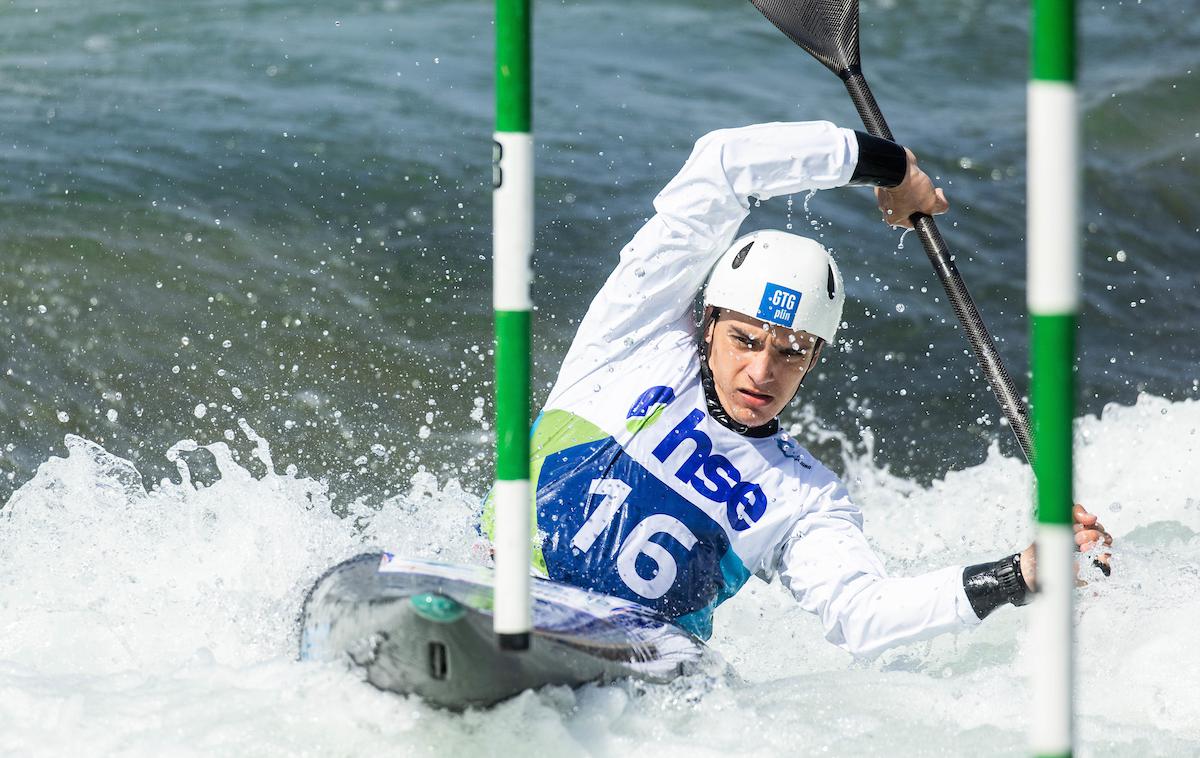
703;230;845;343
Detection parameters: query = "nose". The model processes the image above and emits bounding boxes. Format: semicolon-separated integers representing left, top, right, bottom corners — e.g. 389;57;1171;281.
744;348;775;386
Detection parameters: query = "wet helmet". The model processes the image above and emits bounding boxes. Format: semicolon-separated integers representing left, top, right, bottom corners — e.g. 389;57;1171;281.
702;230;845;343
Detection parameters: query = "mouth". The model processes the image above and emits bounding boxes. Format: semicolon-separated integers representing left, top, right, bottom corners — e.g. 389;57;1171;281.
736;388;774;409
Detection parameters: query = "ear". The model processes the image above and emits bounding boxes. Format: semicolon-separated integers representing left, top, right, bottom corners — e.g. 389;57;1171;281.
796;338;825;388
702;306;718;345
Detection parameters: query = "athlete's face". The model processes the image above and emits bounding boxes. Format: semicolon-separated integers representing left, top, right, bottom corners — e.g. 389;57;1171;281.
704;309;823;427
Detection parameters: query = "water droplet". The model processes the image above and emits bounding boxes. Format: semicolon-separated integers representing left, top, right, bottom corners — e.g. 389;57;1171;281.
803;189;817;213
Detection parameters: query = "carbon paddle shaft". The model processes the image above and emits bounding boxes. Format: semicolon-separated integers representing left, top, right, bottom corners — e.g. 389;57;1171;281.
843;69;1035;464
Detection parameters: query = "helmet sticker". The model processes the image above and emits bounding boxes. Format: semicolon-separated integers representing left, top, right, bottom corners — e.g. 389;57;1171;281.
756;283;802;326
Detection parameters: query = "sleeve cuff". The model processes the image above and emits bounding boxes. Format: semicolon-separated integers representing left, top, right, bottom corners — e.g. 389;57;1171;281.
848;131;907;188
961;554;1031;621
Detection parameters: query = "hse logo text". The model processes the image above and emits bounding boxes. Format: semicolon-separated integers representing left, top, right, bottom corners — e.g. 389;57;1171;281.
650;409;766;531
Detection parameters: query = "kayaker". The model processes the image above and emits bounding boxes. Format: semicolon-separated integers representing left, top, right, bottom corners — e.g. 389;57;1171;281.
487;121;1112;651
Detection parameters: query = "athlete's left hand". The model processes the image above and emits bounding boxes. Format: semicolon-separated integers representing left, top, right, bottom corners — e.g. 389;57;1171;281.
875;147;949;228
1019;504;1114;591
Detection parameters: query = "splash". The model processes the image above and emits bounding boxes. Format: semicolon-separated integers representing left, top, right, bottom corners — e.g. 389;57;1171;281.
0;425;482;679
1;397;1198;755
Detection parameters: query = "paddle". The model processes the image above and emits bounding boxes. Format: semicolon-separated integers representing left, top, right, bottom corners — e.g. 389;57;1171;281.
748;0;1035;465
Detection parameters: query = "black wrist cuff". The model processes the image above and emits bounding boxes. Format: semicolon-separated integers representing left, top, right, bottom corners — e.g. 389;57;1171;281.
848;131;907;188
962;553;1033;620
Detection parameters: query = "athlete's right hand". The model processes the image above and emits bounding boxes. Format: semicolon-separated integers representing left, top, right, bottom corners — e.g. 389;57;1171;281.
1019;504;1114;591
874;147;949;228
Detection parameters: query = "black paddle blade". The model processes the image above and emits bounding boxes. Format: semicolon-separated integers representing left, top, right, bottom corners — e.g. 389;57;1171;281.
749;0;861;76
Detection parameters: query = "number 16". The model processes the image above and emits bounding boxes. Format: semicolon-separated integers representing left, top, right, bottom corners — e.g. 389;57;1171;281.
571;477;698;601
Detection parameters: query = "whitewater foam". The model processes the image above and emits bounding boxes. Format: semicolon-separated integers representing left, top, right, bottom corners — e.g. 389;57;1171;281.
1;396;1197;756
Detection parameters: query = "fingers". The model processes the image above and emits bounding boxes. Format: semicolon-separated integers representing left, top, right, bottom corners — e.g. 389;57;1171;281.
1067;503;1115;579
875;158;948;228
1072;503;1098;527
1073;521;1111;541
932;187;949;215
1072;503;1113;549
1075;528;1113;549
875;189;927;229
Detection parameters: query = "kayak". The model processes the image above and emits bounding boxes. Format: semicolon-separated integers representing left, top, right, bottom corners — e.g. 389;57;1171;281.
298;552;722;710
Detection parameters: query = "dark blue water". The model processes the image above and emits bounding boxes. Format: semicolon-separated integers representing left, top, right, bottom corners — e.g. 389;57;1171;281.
1;0;1197;502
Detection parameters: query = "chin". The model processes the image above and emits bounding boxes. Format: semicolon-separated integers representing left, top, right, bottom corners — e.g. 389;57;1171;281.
732;406;775;428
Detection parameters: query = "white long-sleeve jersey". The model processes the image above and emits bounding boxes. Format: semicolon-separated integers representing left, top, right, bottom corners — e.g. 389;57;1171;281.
517;121;981;654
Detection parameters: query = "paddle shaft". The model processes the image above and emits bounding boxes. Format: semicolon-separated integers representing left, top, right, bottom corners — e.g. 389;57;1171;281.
842;68;1035;464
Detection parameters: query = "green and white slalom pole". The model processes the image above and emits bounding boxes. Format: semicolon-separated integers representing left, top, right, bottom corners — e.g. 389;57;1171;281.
1028;0;1078;755
492;0;533;652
